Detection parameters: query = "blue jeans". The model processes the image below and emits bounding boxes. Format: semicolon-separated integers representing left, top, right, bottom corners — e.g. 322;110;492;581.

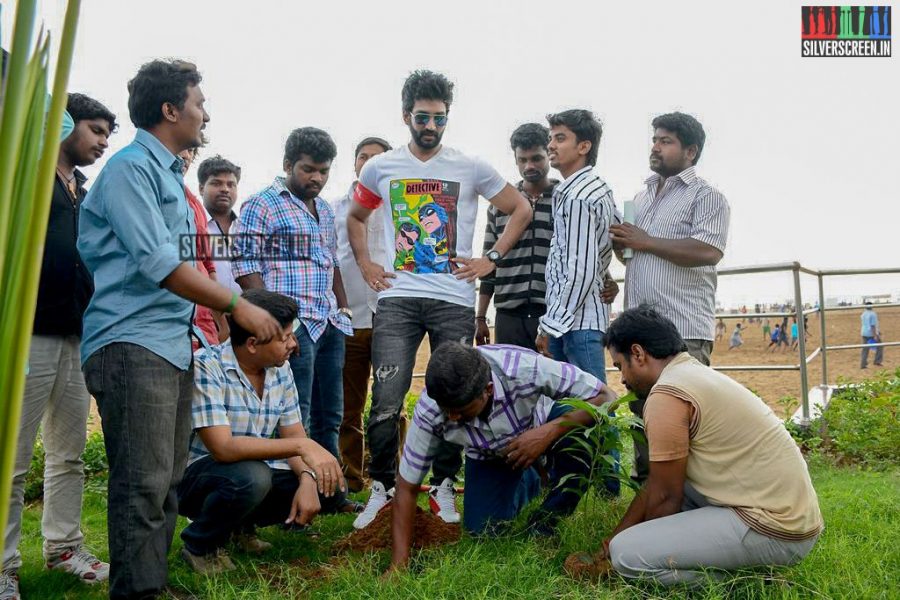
547;329;607;383
548;328;620;495
463;403;595;534
289;323;346;460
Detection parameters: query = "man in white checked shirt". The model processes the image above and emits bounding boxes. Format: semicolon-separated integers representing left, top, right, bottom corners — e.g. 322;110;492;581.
609;112;730;484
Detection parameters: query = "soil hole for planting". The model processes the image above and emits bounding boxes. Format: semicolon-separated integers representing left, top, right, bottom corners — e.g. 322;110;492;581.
334;506;460;552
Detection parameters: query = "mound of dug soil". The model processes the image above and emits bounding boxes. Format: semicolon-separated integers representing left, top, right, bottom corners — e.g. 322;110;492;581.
334;506;460;552
563;551;614;581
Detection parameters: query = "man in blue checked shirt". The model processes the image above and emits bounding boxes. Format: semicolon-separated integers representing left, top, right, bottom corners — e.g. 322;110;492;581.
387;342;617;571
233;128;354;497
178;290;345;575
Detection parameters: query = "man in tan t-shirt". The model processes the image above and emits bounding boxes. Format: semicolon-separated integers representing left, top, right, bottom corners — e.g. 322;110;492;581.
599;307;823;586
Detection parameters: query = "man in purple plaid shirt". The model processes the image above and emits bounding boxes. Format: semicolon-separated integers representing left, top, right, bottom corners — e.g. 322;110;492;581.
388;342;617;570
233;128;358;514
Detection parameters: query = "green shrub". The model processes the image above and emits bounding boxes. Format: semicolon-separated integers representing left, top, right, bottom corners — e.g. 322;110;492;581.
24;437;45;503
557;394;644;494
822;370;900;467
23;430;108;502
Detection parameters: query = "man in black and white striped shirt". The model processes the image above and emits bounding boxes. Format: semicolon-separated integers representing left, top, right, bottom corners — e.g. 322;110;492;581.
609;111;729;483
536;109;622;496
476;123;557;350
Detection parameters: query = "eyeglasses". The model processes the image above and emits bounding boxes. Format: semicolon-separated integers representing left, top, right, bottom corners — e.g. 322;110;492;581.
412;112;448;127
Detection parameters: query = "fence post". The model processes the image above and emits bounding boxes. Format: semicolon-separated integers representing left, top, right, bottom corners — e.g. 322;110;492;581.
817;273;828;388
794;266;810;424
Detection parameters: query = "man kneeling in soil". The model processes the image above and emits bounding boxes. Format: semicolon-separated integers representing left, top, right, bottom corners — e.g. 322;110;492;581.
601;307;823;586
390;342;617;569
178;290;346;574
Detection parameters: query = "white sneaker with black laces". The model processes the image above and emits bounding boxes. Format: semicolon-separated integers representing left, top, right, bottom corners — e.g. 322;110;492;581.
429;478;461;524
353;481;394;529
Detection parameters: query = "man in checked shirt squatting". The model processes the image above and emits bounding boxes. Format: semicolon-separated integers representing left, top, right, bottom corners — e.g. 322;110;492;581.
387;342;617;569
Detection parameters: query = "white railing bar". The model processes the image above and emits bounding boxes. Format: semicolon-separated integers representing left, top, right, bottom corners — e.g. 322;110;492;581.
825;341;900;351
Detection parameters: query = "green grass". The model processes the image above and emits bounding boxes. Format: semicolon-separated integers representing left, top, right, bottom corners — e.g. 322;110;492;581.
13;457;899;599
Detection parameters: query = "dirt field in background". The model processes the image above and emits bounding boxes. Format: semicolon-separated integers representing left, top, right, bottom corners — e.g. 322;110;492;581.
86;306;897;432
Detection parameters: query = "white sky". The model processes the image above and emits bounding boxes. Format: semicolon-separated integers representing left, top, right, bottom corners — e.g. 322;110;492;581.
3;0;899;308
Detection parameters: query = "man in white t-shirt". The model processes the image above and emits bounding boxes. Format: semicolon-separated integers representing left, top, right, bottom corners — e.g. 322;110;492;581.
346;70;532;528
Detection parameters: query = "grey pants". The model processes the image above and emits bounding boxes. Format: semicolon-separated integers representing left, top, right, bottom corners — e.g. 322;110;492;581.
609;483;819;586
630;339;712;484
3;335;91;573
83;342;193;600
860;336;884;368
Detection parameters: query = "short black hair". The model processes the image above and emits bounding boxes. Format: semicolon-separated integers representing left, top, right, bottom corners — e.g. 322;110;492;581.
401;70;454;114
354;136;392;158
510;123;549;152
546;109;603;166
425;342;492;410
284;127;337;166
651;112;706;165
127;59;202;129
197;154;242;186
227;290;297;347
66;93;117;132
605;306;687;360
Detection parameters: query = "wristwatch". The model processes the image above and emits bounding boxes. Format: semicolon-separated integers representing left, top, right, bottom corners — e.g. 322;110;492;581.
486;249;502;263
338;307;353;319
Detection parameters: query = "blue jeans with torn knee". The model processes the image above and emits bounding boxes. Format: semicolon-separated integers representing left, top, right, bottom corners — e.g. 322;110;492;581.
367;297;474;489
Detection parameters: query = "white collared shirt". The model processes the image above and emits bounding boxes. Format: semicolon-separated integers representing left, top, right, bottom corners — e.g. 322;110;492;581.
205;209;243;295
624;166;730;341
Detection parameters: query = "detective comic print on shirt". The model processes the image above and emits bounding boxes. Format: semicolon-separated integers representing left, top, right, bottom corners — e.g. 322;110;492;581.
388;178;460;274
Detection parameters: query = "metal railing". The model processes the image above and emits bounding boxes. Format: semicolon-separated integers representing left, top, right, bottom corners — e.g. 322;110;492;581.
671;262;899;425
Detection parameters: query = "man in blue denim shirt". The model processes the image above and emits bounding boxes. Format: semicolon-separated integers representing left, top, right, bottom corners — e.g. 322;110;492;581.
78;59;281;600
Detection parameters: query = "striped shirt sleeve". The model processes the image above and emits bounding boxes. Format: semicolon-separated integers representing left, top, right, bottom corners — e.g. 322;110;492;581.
541;193;607;337
232;195;270;279
479;207;499;294
192;355;231;430
532;354;604;400
689;190;729;252
398;393;444;485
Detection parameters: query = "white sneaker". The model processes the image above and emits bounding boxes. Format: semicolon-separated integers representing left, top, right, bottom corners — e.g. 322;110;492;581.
353;481;394;529
46;546;109;584
0;571;19;600
429;478;460;524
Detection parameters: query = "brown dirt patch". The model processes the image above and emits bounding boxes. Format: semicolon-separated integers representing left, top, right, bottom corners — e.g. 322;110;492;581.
333;505;460;552
563;551;614;581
